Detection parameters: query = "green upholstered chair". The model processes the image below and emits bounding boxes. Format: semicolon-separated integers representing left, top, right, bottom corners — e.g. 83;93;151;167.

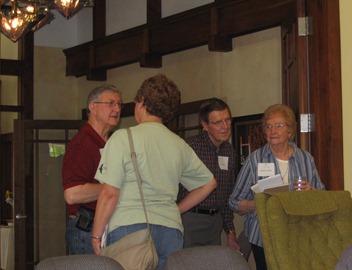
255;190;352;270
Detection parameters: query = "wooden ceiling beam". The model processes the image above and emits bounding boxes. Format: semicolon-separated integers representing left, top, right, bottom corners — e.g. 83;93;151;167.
88;0;107;81
208;6;232;52
63;0;295;80
140;0;162;68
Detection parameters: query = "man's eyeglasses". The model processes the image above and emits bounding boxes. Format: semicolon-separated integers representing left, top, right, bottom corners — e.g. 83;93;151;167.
264;123;287;131
94;101;124;109
209;118;232;128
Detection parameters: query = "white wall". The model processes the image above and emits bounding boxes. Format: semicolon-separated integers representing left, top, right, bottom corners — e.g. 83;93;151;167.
34;10;82;48
162;0;213;17
340;0;352;192
0;36;19;133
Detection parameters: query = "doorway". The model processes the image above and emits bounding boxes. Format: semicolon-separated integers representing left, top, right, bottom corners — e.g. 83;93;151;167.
12;120;84;270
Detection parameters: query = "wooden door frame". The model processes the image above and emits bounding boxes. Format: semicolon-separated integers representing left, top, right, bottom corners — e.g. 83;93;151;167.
13;120;85;270
281;0;343;190
306;0;343;190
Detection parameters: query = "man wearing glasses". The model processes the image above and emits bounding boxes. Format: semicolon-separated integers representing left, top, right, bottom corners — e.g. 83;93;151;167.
62;85;123;254
178;98;241;252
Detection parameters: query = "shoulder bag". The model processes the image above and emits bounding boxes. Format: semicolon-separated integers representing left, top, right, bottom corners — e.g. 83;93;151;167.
101;128;159;270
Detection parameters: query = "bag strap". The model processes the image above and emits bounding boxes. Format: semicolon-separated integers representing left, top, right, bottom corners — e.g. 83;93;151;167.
126;128;151;229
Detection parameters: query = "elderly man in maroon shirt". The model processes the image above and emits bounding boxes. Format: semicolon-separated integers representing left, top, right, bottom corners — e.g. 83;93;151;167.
62;84;123;254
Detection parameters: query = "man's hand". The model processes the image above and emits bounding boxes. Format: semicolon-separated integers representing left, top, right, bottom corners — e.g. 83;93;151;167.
227;231;241;251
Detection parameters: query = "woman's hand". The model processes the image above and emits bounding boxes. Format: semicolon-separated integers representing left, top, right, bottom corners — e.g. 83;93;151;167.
91;184;120;255
237;200;256;215
178;178;217;214
91;237;102;255
293;180;313;191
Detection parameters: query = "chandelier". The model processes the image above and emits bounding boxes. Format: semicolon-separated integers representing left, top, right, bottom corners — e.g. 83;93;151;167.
0;0;92;42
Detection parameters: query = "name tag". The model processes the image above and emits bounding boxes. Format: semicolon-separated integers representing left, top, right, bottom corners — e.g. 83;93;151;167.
258;163;275;177
218;156;229;170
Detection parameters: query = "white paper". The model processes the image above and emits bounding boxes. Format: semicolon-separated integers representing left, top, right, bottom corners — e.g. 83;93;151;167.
251;183;261;193
251;174;284;193
100;224;108;248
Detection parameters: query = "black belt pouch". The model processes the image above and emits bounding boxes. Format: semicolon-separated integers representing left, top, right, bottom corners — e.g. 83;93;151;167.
75;206;95;232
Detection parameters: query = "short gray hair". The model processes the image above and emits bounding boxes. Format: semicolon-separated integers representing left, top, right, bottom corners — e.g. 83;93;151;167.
86;85;121;116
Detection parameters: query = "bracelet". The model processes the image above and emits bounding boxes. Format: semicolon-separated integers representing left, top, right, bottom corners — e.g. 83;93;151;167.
90;235;102;240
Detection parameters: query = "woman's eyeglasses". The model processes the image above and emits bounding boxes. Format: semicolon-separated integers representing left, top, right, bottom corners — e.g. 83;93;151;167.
264;123;287;131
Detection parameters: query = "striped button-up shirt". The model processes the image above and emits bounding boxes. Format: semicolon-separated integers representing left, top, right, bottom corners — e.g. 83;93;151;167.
229;142;325;246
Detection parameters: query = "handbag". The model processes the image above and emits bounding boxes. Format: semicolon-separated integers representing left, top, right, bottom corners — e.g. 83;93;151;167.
101;128;159;270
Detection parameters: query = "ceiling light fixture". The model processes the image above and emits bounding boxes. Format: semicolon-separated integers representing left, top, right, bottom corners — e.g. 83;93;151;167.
0;0;92;42
53;0;90;19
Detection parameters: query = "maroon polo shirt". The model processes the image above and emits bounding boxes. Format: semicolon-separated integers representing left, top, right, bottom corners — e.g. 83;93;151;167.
62;123;105;215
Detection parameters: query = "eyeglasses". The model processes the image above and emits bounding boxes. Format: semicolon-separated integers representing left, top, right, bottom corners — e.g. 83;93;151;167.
94;101;124;109
209;118;232;128
264;123;287;131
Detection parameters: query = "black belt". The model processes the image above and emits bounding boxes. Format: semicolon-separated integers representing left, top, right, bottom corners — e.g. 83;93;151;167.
190;207;219;215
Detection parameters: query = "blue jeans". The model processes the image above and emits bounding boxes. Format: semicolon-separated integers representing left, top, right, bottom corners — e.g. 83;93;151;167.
65;216;94;254
108;223;183;270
